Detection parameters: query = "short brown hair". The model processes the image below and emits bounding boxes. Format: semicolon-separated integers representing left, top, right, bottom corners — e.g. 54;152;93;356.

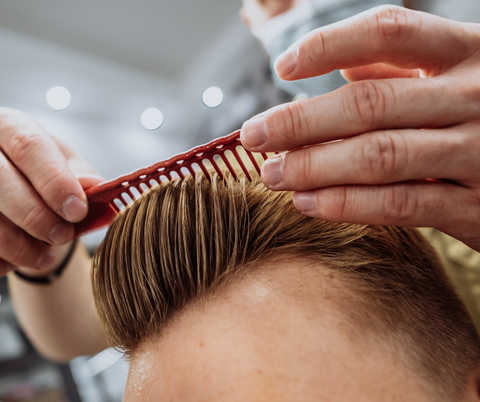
92;173;480;400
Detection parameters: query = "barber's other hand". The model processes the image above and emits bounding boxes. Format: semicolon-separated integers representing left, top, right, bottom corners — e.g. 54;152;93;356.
241;6;480;252
0;108;103;276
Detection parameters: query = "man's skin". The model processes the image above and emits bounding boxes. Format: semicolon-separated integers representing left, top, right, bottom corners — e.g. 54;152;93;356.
1;0;480;369
123;259;480;401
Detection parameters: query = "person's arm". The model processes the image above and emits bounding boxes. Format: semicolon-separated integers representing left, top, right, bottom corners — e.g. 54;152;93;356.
240;5;480;252
0;108;108;360
8;242;109;362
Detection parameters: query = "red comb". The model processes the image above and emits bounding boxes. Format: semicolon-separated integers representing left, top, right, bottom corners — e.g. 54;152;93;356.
74;130;274;237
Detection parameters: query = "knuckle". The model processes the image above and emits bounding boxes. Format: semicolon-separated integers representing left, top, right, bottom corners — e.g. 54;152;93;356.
9;131;44;167
309;28;328;60
372;5;415;45
361;133;403;183
318;186;350;221
296;27;330;66
335;187;350;220
290;148;316;188
345;81;391;128
9;131;67;197
0;135;66;197
273;101;309;145
381;185;418;223
19;204;50;237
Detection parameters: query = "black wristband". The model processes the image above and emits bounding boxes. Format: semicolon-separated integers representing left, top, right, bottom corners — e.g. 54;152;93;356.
14;239;79;285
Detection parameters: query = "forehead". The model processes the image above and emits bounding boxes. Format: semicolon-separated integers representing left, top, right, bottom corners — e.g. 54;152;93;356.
123;260;431;402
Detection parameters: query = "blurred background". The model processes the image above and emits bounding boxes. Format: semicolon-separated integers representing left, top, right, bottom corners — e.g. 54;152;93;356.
0;0;479;401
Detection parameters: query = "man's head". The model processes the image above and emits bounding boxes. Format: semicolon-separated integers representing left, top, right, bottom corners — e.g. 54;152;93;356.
92;173;480;401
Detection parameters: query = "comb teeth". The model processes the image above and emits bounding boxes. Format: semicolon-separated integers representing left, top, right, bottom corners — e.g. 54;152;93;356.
75;130;276;238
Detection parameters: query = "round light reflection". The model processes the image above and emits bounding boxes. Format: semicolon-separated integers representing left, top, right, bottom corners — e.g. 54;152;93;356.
46;86;71;111
202;86;224;108
141;108;164;130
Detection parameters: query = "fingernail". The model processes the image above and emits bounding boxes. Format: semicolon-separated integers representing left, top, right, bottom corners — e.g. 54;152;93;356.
63;196;88;222
262;157;283;187
36;249;56;270
274;49;297;77
293;192;316;212
49;222;74;245
241;118;268;148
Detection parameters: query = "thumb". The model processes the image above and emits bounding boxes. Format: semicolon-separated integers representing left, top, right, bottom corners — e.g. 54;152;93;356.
76;174;106;192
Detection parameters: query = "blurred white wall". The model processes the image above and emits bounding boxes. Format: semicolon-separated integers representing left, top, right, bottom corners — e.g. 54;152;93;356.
0;24;274;179
430;0;480;22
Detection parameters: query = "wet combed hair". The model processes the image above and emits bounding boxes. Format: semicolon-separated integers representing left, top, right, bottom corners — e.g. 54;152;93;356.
92;173;480;399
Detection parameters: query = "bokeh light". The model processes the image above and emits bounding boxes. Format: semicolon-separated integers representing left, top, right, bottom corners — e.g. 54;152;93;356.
46;86;71;111
141;108;164;130
202;86;224;108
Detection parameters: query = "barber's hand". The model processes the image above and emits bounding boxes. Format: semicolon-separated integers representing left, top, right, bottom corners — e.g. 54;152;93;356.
241;5;480;252
0;108;104;277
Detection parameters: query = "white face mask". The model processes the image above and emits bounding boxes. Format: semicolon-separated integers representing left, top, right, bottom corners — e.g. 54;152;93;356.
252;0;403;98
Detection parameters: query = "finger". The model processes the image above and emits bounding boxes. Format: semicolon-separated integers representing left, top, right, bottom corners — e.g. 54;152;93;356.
0;213;55;269
341;64;421;82
274;5;474;81
52;135;99;177
291;181;479;240
55;137;105;191
241;76;475;152
77;174;106;191
0;108;88;223
260;127;475;192
0;151;75;245
0;259;16;277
